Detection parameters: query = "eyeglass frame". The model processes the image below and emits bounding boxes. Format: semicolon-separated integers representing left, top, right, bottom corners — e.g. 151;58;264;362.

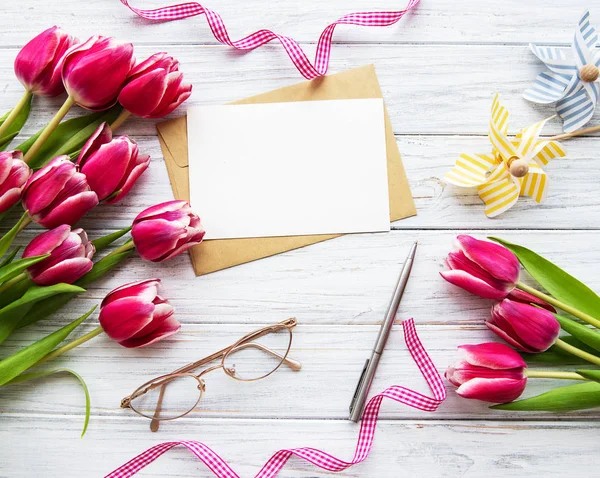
120;318;301;431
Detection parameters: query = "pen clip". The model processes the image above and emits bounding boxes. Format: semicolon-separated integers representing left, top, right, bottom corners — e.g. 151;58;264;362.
349;358;369;414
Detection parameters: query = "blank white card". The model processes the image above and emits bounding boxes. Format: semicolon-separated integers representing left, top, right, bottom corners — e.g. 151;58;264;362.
187;98;390;240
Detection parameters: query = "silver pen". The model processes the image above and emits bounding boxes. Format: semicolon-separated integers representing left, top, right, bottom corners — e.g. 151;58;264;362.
349;241;418;422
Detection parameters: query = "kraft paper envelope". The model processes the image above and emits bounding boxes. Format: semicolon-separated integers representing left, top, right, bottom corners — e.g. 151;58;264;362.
157;64;416;276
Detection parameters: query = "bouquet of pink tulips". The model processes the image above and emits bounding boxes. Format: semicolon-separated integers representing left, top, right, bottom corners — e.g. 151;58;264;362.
441;235;600;412
0;27;201;435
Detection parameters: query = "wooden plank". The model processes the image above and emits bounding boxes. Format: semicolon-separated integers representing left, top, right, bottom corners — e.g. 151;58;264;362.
0;44;597;137
2;322;598;420
2;230;598;328
1;415;599;477
1;133;598;231
0;0;593;46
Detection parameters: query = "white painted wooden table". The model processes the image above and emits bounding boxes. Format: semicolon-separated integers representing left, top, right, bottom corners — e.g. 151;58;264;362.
2;1;600;476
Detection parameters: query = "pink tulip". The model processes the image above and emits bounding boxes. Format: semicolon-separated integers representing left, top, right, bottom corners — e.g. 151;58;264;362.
118;53;192;118
0;151;31;214
77;123;150;202
22;225;95;286
98;279;180;348
62;36;135;110
131;200;205;262
14;26;77;97
507;288;556;313
440;235;521;300
22;156;99;228
446;342;527;403
487;299;560;353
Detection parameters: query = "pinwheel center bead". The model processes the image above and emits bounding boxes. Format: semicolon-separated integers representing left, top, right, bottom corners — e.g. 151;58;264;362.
580;64;599;83
507;156;529;178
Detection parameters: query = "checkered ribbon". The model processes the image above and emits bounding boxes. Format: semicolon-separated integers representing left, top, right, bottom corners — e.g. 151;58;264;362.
119;0;420;79
105;319;445;478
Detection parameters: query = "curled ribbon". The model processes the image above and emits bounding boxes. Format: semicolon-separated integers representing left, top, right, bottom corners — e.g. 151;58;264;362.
119;0;420;79
105;319;445;478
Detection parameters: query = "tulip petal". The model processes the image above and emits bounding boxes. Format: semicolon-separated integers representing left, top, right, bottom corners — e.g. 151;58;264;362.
98;297;155;341
0;189;22;214
456;235;520;284
119;316;181;348
23;224;71;257
440;270;510;300
81;140;133;199
106;153;150;204
101;279;160;307
486;321;535;353
131;219;188;261
23;158;74;214
77;122;112;167
133;200;188;222
458;342;526;369
36;191;98;228
456;377;527;403
119;69;169;117
507;289;556;312
31;257;93;286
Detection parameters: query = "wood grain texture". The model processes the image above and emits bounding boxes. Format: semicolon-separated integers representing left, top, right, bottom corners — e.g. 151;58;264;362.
1;1;600;476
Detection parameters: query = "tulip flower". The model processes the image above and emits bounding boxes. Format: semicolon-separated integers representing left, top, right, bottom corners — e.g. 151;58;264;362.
98;279;180;348
22;156;99;228
14;26;76;98
23;36;135;164
22;225;95;286
117;53;192;125
131;200;205;262
487;299;560;353
440;235;521;300
77;122;150;202
445;342;528;403
62;36;135;111
0;27;77;142
0;151;31;214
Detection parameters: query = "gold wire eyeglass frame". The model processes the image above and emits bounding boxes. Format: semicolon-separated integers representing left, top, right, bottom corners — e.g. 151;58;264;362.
120;318;301;431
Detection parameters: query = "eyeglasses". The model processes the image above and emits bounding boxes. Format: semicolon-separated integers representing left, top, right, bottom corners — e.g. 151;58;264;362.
120;318;301;431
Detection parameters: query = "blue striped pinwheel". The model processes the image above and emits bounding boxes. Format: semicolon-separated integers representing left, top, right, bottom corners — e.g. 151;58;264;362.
524;10;600;133
444;95;567;218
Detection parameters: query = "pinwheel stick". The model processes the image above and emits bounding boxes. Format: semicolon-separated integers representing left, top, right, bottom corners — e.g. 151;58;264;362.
550;125;600;141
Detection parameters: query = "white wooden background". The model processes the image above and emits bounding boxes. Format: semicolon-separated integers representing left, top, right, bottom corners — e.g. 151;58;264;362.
1;1;600;476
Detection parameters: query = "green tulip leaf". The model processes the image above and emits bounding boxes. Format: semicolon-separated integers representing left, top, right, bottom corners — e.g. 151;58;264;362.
491;381;600;412
18;247;133;329
0;247;21;268
91;227;132;252
0;306;93;386
576;370;600;383
0;254;48;285
521;335;599;365
490;237;600;323
18;105;122;169
0;283;85;345
0;94;33;151
0;213;30;260
7;368;91;437
556;315;600;353
0;277;32;309
0;132;20;151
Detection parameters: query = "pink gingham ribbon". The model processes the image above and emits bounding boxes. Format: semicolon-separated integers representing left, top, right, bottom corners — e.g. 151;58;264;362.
105;318;445;478
120;0;420;79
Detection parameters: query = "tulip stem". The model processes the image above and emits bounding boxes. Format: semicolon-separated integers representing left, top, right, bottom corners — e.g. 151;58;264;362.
0;272;27;295
34;325;104;367
110;110;131;131
554;338;600;366
516;282;600;329
23;95;76;164
525;370;587;380
0;90;33;140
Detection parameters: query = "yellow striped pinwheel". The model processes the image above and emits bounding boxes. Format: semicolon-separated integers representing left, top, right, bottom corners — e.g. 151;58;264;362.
444;94;567;217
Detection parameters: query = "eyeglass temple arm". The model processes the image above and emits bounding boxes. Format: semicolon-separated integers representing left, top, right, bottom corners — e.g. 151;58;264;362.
230;342;301;371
